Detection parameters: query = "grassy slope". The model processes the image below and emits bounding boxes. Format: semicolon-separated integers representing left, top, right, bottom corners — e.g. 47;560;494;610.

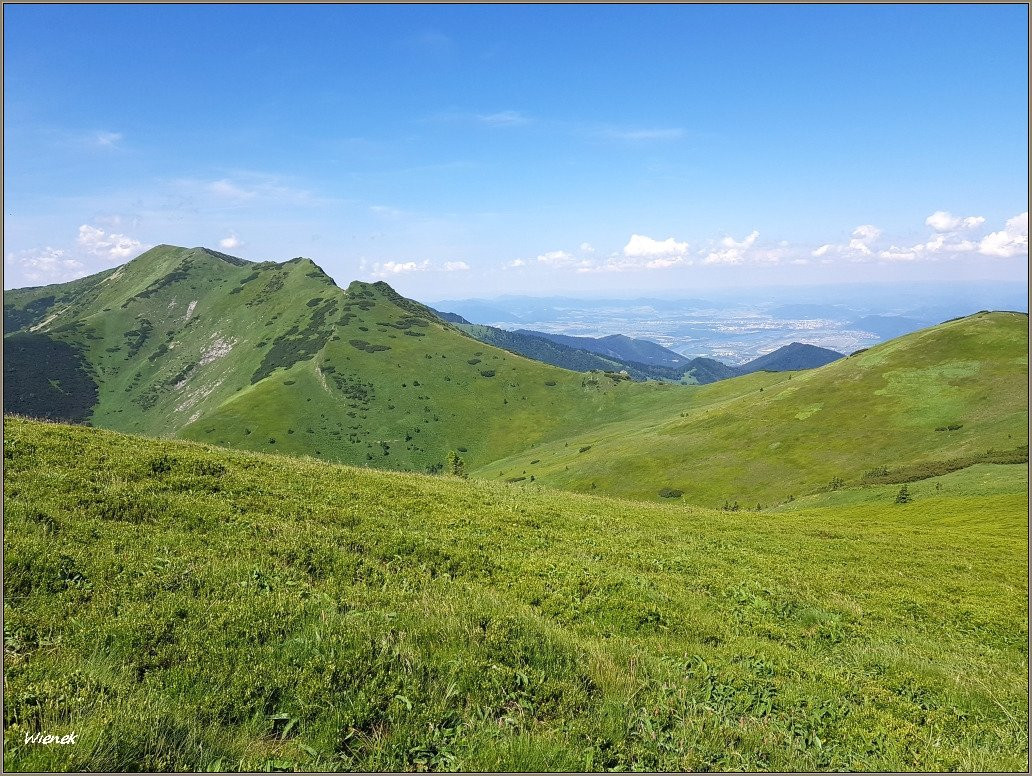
3;417;1027;772
475;312;1029;507
174;285;677;471
4;246;676;472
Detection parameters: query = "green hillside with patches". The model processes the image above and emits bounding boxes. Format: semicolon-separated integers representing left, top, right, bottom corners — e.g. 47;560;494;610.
3;246;675;472
476;312;1029;507
4;247;1027;508
3;417;1027;772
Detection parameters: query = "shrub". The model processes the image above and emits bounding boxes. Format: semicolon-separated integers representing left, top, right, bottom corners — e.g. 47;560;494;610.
659;488;683;499
895;484;912;504
446;451;466;478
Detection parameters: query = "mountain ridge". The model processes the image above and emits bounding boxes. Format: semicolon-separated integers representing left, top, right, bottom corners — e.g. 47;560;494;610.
4;245;1026;508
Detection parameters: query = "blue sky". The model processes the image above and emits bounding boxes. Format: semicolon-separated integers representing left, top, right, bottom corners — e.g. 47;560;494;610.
3;4;1028;297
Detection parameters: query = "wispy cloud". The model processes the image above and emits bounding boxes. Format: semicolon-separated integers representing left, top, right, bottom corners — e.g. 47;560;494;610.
476;110;531;127
168;172;342;209
426;110;531;128
600;127;685;142
91;130;123;149
219;233;242;250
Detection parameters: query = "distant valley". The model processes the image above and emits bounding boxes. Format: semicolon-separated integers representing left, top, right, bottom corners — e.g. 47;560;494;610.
432;282;1028;364
436;316;844;385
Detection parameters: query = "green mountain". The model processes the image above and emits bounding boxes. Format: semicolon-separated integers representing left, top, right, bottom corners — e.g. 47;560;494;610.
514;329;690;367
3;245;675;473
451;322;662;381
477;312;1029;506
428;307;471;324
736;342;844;374
4;416;1027;772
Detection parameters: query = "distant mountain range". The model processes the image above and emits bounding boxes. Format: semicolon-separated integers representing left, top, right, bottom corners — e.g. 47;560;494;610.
432;314;845;384
512;330;691;367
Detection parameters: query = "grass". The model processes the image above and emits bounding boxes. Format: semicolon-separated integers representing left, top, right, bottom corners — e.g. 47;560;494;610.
477;312;1029;507
4;416;1028;772
3;246;678;473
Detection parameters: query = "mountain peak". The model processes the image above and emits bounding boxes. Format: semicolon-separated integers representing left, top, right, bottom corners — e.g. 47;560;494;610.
195;247;253;266
737;342;844;374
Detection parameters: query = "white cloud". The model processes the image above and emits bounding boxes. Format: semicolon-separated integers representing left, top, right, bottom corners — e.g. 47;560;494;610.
442;261;470;272
77;224;144;260
207;179;257;201
623;234;690;258
477;110;531;126
877;232;977;262
848;225;881;255
877;248;919;262
703;230;760;265
168;173;333;209
925;210;986;232
372;260;430;277
813;224;881;260
506;249;596;272
579;242;595;253
603;128;685;142
92;131;123;149
875;212;1025;262
537;250;571;264
6;247;87;284
219;234;242;250
644;257;684;270
979;212;1028;258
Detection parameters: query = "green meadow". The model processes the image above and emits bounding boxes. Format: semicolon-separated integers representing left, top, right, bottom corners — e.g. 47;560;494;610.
478;312;1029;507
3;417;1028;772
3;246;1029;772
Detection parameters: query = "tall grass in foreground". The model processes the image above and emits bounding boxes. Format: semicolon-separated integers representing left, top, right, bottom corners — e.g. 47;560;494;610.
3;417;1028;772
